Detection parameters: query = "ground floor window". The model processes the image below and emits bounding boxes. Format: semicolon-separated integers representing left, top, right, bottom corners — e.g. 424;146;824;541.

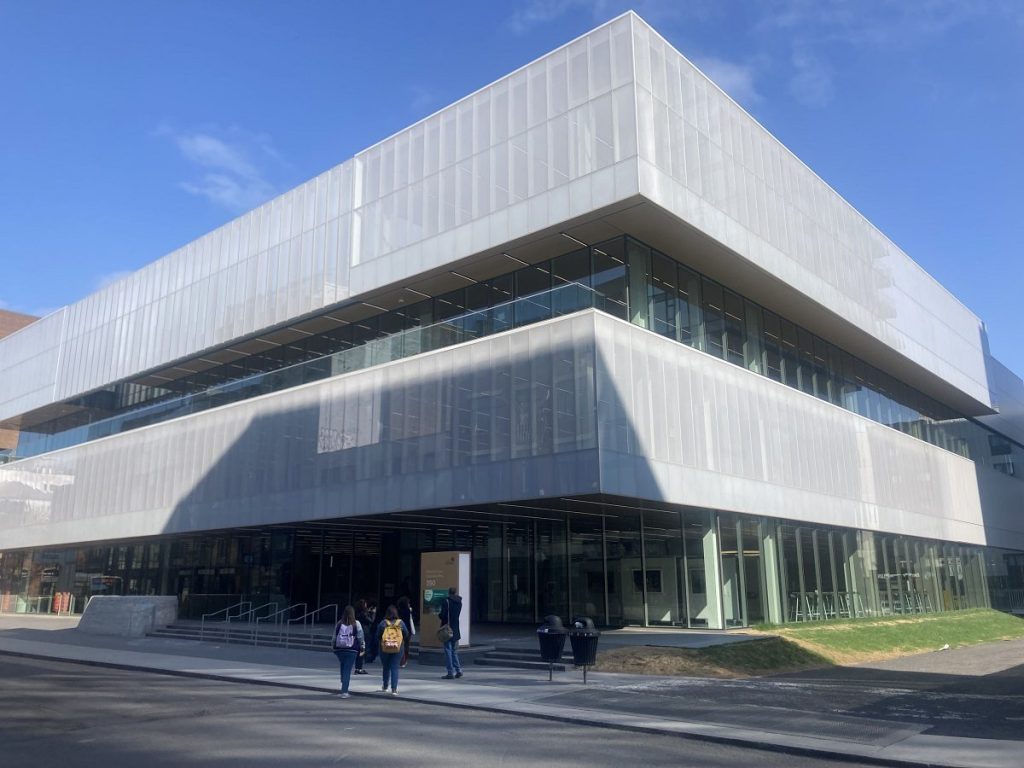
0;498;1013;628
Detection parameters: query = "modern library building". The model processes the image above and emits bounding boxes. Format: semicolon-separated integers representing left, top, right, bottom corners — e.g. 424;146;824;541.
2;13;1023;628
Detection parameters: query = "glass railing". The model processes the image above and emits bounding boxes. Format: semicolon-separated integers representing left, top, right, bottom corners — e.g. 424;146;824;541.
15;282;600;459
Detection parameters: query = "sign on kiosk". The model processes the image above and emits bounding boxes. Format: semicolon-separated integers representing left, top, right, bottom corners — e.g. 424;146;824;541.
420;551;470;649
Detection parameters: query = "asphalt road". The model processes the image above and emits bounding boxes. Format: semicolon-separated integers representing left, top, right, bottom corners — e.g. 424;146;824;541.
0;655;877;768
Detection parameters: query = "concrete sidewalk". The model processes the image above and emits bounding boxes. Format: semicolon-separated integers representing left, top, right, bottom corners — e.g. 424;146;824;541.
0;616;1019;768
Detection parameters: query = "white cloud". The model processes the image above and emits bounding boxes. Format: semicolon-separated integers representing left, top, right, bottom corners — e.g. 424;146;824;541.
789;49;833;107
758;0;1018;48
506;0;717;35
180;172;275;212
694;57;761;106
0;299;58;319
175;134;259;179
158;125;282;213
94;270;133;292
409;86;439;118
508;0;599;34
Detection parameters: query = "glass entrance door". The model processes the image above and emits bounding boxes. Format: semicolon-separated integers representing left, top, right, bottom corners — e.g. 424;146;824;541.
505;521;534;622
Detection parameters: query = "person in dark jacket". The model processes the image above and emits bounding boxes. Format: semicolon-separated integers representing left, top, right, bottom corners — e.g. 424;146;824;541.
375;604;410;695
438;586;463;679
354;600;371;674
396;595;416;668
364;602;379;663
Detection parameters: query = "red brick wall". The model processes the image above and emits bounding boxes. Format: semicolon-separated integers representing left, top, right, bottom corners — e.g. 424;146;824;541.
0;310;39;452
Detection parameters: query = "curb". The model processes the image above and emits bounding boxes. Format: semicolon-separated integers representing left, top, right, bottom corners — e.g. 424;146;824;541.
0;647;970;768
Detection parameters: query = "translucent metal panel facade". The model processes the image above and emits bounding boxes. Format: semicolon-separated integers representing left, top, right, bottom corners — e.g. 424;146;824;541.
0;13;999;425
0;313;600;551
629;16;991;409
592;313;987;547
0;311;999;554
980;355;1024;448
0;309;65;420
0;14;639;423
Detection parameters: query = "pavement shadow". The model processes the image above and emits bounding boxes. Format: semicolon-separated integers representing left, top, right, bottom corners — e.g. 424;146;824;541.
767;656;1024;740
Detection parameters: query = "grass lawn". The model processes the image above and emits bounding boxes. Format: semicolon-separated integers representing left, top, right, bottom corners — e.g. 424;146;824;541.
754;608;1024;665
593;609;1024;678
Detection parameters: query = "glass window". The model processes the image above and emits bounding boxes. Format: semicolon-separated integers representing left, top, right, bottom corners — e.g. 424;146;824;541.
649;251;677;339
780;319;799;390
743;301;763;374
592;238;628;319
797;327;815;395
718;514;742;627
536;519;568;619
677;265;702;348
514;264;551;326
762;311;783;382
570;514;606;625
739;517;764;624
701;278;725;359
723;289;745;366
605;510;643;625
642;509;686;626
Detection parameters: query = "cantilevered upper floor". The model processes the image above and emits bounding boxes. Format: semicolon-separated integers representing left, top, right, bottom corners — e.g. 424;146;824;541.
0;12;1000;440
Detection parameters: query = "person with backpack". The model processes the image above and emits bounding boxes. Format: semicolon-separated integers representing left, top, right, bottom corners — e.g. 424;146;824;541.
331;605;365;698
438;586;463;680
375;604;410;695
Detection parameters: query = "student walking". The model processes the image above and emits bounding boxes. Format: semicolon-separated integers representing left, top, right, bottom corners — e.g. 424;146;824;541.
438;586;463;680
396;595;416;668
332;605;365;698
376;604;410;695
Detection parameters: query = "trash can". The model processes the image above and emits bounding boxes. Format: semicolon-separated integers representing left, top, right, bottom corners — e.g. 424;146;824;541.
568;616;600;683
537;615;569;681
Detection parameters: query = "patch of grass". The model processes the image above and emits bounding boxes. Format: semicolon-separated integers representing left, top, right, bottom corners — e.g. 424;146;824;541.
701;636;831;674
593;636;829;678
753;608;1024;665
592;610;1024;678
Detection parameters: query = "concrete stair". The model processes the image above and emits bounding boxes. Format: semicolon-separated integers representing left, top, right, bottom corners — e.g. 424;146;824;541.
149;623;567;671
148;622;421;656
473;646;573;672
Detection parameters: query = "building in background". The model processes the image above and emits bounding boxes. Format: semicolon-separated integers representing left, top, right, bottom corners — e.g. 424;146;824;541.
1;13;1023;626
0;309;38;461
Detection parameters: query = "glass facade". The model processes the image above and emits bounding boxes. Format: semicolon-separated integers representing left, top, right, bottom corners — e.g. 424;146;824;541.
0;499;1005;627
14;236;1023;485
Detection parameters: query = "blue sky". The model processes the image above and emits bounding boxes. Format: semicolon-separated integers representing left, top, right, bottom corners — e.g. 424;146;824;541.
1;1;1022;377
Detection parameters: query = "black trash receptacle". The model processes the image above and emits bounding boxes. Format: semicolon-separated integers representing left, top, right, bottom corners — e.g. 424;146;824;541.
568;616;600;683
537;615;568;681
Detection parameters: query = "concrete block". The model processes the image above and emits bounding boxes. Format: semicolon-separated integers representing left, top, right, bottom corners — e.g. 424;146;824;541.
77;596;178;638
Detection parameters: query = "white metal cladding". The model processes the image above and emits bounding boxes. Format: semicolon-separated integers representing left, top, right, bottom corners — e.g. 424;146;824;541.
0;14;639;424
975;467;1024;552
0;310;1002;554
0;309;66;421
592;313;988;546
630;16;991;409
0;12;998;425
979;355;1024;447
0;313;602;550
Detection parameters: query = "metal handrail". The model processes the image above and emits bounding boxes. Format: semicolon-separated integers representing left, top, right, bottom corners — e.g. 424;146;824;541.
0;594;55;615
254;603;306;646
200;600;251;642
229;601;278;626
287;604;338;648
